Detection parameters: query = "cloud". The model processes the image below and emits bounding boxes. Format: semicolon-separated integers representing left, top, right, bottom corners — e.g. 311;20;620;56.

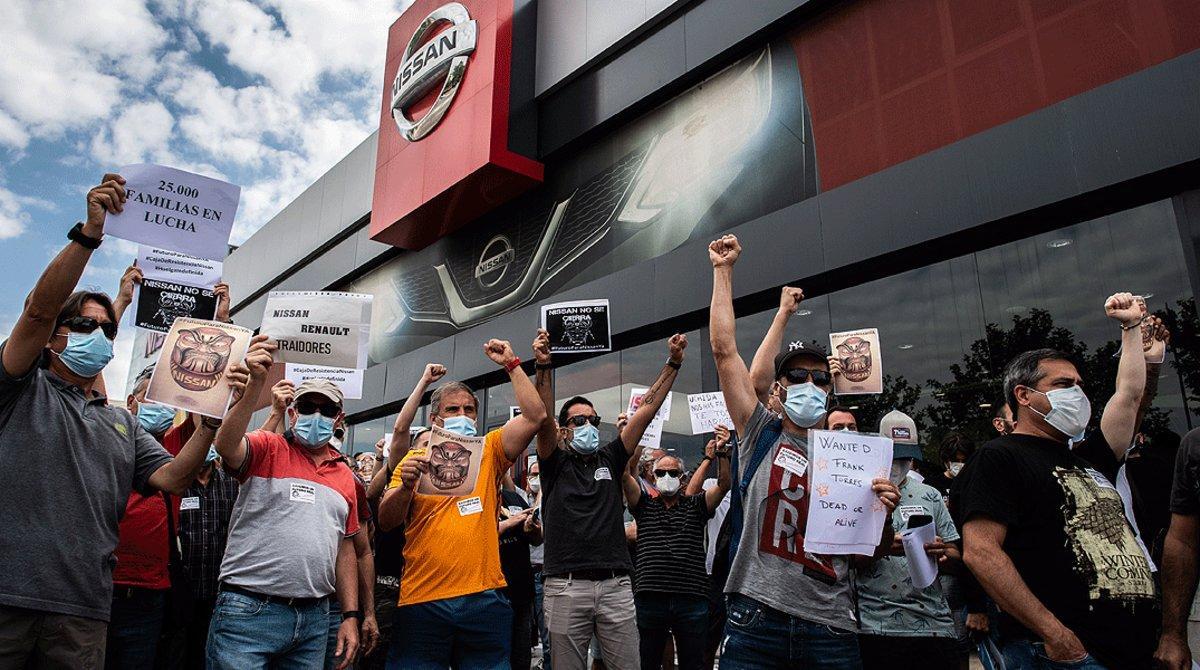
0;186;53;239
90;100;175;165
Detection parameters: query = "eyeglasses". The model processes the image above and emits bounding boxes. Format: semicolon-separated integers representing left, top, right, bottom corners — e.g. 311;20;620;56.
654;469;681;478
295;399;341;418
565;415;601;428
57;316;118;340
781;368;831;386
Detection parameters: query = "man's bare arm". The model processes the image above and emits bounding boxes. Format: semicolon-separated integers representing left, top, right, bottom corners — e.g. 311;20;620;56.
1100;293;1147;458
212;336;276;472
749;288;803;403
708;235;757;434
1157;513;1200;668
388;364;445;472
532;329;560;461
622;334;686;454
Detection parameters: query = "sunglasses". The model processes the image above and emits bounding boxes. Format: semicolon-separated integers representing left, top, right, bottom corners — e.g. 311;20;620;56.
781;368;831;386
654;469;681;478
57;316;118;340
565;415;601;428
295;399;341;418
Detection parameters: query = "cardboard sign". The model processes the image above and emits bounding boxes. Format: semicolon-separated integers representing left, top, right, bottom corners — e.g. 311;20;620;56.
105;164;239;261
137;245;222;288
260;291;373;369
687;392;732;435
540;299;611;353
829;328;883;395
145;317;252;419
283;363;364;400
804;429;893;556
134;279;217;333
414;424;485;497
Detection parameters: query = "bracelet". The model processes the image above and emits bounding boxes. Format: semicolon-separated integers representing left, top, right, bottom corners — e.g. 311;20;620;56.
505;357;523;373
340;609;363;622
535;362;554;370
1120;315;1147;331
201;417;222;430
67;222;102;249
666;359;682;370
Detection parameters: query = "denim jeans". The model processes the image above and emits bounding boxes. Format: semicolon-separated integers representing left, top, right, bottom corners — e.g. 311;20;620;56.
106;587;167;670
635;592;708;670
534;570;551;670
719;594;862;669
324;600;344;670
1000;638;1109;670
205;590;329;670
386;589;512;669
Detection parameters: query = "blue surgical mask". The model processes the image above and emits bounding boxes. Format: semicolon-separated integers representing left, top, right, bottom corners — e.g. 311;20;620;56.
782;382;828;428
571;423;600;455
442;415;477;437
55;330;114;378
1027;386;1091;441
294;413;335;448
136;402;175;435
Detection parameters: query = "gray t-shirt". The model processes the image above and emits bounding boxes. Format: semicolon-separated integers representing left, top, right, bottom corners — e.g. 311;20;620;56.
724;404;856;630
0;344;172;621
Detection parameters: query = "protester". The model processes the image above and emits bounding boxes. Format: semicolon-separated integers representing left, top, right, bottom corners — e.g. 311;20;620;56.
532;328;688;670
623;435;730;669
1156;426;1200;669
953;293;1156;670
991;402;1014;436
527;461;552;668
682;426;733;670
326;473;378;670
377;342;546;668
208;354;361;670
356;452;378;482
825;406;858;432
0;173;222;668
856;410;964;670
500;473;544;670
707;234;899;668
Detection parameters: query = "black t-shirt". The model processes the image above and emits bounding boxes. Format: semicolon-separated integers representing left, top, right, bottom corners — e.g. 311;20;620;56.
631;492;712;598
540;438;632;575
1169;428;1200;515
951;432;1158;670
498;489;536;606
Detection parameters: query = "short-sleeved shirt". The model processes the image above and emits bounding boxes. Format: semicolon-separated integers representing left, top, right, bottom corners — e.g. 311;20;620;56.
1169;428;1200;515
219;431;360;599
113;423;192;589
724;404;856;631
540;438;632;575
0;346;172;621
951;432;1158;669
499;488;536;606
632;492;713;598
392;428;511;606
857;478;960;637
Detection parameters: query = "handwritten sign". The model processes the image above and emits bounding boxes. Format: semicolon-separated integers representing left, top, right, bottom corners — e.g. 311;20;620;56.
260;291;373;368
804;429;893;556
628;387;673;450
106;164;239;261
687;392;732;435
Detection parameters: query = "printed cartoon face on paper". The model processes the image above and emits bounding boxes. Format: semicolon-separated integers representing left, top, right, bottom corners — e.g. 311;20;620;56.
562;314;593;346
154;290;196;325
429;440;472;491
170;326;235;391
837;336;873;383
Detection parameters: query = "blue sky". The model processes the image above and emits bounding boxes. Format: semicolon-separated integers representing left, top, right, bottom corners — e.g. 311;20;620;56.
0;0;413;397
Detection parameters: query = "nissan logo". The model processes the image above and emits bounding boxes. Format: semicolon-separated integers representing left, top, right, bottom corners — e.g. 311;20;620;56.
391;2;477;142
475;235;515;288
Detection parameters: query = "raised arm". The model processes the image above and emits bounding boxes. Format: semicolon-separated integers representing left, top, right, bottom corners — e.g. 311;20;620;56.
686;438;717;496
705;427;732;512
708;235;758;433
366;439;389;502
3;174;126;378
111;264;142;323
621;334;686;455
387;364;445;472
212;335;276;473
484;339;547;462
1100;292;1147;458
750;287;803;403
621;451;643;509
1136;317;1169;433
532;329;560;461
259;379;294;434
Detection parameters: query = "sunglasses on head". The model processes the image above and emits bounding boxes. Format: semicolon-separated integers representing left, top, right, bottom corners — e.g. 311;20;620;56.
295;399;341;418
781;368;831;386
654;469;681;478
565;415;601;428
57;316;118;340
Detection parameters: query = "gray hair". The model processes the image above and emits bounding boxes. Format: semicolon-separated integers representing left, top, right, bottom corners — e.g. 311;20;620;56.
1002;349;1076;417
653;455;683;472
130;365;155;397
430;381;475;417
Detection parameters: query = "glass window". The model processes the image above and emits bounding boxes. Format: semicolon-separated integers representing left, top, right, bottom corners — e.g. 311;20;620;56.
348;414;394;455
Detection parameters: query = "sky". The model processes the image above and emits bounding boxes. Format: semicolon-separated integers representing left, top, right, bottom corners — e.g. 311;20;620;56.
0;0;414;398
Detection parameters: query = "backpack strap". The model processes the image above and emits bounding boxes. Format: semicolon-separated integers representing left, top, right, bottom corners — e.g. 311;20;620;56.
728;416;783;562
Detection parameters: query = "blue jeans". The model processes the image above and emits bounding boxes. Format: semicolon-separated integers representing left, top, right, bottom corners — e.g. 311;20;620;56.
719;594;861;669
1000;639;1108;670
325;600;345;670
636;592;708;670
106;588;166;670
533;570;550;670
386;589;512;669
205;591;330;669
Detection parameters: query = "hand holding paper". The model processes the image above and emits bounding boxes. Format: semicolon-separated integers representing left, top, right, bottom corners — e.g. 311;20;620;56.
901;517;939;589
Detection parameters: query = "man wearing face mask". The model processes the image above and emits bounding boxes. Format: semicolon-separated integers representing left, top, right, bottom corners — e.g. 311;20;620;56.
708;234;900;668
953;293;1155;670
532;328;687;670
0;173;226;668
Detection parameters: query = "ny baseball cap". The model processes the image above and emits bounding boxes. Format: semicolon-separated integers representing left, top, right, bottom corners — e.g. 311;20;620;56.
294;378;344;407
773;340;830;379
880;409;922;460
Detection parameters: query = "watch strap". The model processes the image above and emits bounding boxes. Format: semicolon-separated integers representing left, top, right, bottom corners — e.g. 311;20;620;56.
67;222;102;250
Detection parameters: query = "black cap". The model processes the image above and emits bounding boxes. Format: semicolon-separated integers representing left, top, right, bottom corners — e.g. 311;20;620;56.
773;341;830;379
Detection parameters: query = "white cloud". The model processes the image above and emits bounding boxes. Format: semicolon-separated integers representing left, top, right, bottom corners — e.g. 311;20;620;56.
0;186;53;239
0;111;28;149
90;100;175;165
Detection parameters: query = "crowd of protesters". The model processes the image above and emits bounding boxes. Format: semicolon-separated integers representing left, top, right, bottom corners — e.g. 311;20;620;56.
1;173;1198;670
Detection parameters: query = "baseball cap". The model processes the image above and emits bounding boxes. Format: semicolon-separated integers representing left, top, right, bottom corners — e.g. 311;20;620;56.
880;409;922;460
294;378;344;406
773;340;830;379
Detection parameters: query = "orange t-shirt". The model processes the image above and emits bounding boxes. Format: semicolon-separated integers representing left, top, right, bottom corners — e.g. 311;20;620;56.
390;428;511;606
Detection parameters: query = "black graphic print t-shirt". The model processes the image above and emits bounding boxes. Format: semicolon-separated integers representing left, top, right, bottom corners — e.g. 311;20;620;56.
952;433;1158;670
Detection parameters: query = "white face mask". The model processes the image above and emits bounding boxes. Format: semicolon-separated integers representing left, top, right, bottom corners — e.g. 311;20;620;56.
889;460;913;487
947;462;964;477
656;475;681;496
528;476;541;493
1026;386;1091;441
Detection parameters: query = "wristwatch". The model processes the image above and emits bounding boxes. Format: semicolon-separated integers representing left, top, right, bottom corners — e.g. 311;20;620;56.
201;417;223;430
67;222;102;249
341;610;363;622
666;359;682;370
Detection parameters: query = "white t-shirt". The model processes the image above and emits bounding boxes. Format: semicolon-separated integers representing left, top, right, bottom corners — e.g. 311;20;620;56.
702;478;731;575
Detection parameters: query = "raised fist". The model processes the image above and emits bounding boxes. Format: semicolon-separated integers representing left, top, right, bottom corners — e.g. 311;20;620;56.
780;286;804;315
708;235;741;268
1105;292;1142;328
484;339;517;367
532;329;552;365
668;333;688;363
423;363;447;384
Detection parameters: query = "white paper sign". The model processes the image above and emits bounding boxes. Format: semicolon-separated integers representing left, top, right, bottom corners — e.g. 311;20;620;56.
137;245;222;288
804;429;893;556
687;392;733;435
106;164;239;261
260;291;373;369
628;387;672;449
284;363;364;400
901;518;939;589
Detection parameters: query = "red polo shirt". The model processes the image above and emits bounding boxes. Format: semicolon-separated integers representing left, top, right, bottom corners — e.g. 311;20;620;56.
112;422;191;589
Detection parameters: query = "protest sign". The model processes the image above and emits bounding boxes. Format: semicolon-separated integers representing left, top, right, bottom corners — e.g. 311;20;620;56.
145;317;252;419
284;363;364;400
105;164;239;261
414;424;485;497
126;328;167;393
260;291;373;369
628;387;672;449
829;328;883;395
134;278;217;333
687;392;732;435
509;406;522;419
137;245;222;288
541;299;610;353
804;429;893;556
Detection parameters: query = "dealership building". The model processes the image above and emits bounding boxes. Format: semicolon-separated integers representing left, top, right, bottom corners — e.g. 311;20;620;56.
189;0;1200;464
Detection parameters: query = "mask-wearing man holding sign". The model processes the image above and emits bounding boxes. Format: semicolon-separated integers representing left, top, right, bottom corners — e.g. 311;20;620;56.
707;234;899;669
376;340;546;668
532;328;688;670
0;174;225;668
208;346;362;670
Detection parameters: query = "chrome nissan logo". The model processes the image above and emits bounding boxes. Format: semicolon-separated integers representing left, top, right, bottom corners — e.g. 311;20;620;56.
391;3;477;142
475;235;515;288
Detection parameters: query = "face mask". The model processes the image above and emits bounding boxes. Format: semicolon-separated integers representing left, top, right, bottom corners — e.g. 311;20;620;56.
205;447;220;464
782;382;828;428
890;459;913;486
571;423;600;455
136;402;175;434
528;476;541;493
55;330;114;378
442;415;477;437
294;413;335;448
656;475;681;496
947;462;964;477
1027;386;1091;441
